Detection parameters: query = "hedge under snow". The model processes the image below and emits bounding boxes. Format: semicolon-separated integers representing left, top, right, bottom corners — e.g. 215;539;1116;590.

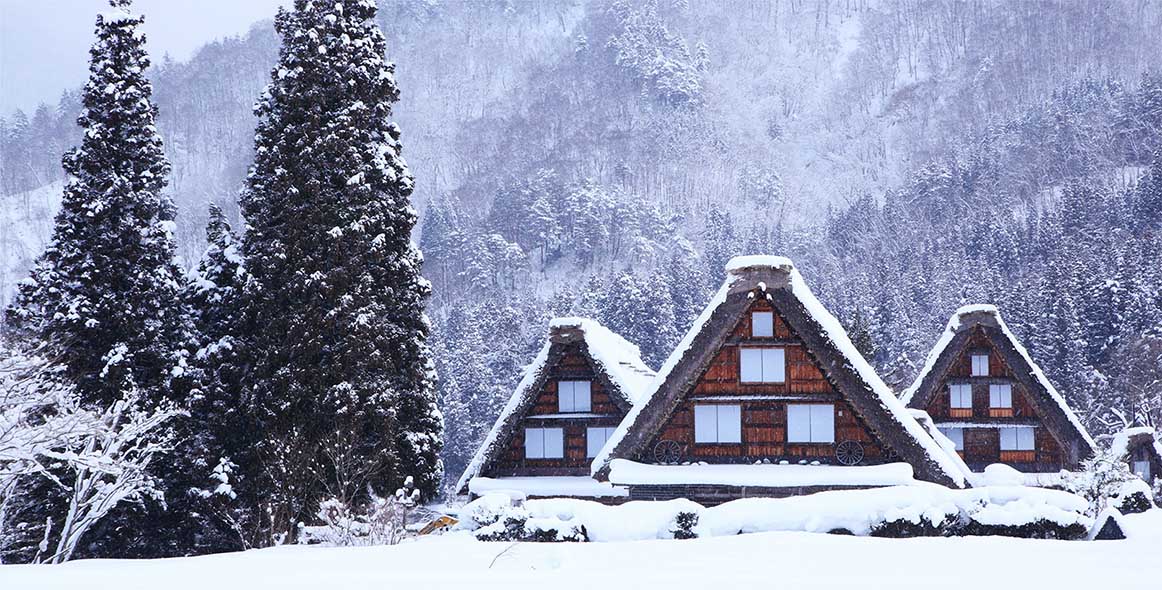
458;484;1094;541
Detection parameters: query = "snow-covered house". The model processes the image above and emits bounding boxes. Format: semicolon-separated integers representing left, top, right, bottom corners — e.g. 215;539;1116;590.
900;305;1097;474
1111;426;1162;483
455;317;655;500
590;256;967;504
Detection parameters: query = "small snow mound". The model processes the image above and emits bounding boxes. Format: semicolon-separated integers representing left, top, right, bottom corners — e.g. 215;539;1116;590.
979;464;1026;486
725;255;794;274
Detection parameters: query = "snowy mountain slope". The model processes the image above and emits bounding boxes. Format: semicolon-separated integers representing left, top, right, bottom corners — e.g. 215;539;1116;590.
0;181;62;310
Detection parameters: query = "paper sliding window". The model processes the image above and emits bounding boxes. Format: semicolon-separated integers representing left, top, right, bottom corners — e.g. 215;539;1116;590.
739;348;785;383
694;404;742;443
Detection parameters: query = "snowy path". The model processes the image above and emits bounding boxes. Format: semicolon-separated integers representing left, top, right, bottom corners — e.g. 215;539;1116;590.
4;511;1161;590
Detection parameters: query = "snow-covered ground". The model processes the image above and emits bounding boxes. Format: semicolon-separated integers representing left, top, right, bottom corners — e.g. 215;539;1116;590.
3;510;1160;590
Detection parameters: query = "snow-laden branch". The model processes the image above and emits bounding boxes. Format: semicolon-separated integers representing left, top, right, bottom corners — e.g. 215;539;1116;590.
0;349;182;563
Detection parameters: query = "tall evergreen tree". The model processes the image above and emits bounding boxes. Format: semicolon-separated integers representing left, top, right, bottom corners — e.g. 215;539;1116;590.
238;0;442;541
6;0;191;407
3;0;194;559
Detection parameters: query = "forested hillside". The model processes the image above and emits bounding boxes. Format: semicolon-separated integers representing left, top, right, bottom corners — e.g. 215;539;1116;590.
3;0;1162;491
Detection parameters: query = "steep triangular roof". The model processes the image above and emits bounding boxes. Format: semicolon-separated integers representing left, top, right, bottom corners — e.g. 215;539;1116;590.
592;256;967;488
455;317;654;494
900;305;1097;464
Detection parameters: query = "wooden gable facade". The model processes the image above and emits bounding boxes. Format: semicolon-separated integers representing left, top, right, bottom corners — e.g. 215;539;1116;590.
644;296;894;466
902;306;1096;473
594;257;964;501
455;319;653;495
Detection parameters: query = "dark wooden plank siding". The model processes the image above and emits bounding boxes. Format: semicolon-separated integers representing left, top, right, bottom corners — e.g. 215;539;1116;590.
643;299;891;465
922;326;1071;473
486;345;629;477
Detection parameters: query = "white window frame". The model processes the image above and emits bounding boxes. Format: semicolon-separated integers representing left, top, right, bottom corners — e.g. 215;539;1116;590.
786;404;835;444
751;311;774;338
949;383;973;408
586;426;617;458
524;427;564;459
938;427;964;451
989;383;1012;408
999;427;1034;451
1132;460;1152;481
739;347;785;383
971;353;989;376
694;404;742;444
558;380;592;413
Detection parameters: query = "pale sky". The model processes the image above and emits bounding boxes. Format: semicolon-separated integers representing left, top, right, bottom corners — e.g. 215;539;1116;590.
0;0;290;114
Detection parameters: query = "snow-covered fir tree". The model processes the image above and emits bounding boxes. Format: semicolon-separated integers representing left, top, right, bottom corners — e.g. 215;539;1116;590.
2;0;195;560
5;0;192;408
237;0;442;542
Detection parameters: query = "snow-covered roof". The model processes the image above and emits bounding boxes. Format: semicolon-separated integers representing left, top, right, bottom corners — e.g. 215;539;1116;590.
899;305;1097;457
908;409;974;483
593;256;968;488
1111;426;1161;461
549;317;656;405
455;317;654;494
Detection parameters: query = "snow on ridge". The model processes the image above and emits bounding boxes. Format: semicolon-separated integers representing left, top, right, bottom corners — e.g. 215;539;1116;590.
724;254;794;274
469;476;628;498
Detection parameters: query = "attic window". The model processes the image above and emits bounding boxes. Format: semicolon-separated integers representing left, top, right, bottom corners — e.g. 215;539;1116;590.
558;380;592;413
971;353;989;376
751;311;774;337
740;348;785;383
524;427;564;459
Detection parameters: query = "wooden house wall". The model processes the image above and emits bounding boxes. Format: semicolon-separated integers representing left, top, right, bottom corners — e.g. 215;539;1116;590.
644;299;891;464
487;345;626;477
1126;440;1162;481
922;328;1068;472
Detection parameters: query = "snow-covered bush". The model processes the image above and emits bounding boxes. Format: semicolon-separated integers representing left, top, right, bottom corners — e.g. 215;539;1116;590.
299;477;421;547
1062;448;1142;516
669;511;699;539
457;486;1092;542
1114;478;1154;514
461;493;586;542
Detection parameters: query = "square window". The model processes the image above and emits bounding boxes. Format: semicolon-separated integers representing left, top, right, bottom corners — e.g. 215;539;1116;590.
694;405;741;443
972;354;989;376
939;427;964;451
558;380;592;413
740;348;785;383
949;384;973;408
1000;427;1034;451
586;426;617;458
752;311;774;337
525;427;564;459
787;404;834;443
989;383;1012;408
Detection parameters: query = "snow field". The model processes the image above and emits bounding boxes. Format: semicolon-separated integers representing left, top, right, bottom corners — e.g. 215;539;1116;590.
3;510;1161;590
